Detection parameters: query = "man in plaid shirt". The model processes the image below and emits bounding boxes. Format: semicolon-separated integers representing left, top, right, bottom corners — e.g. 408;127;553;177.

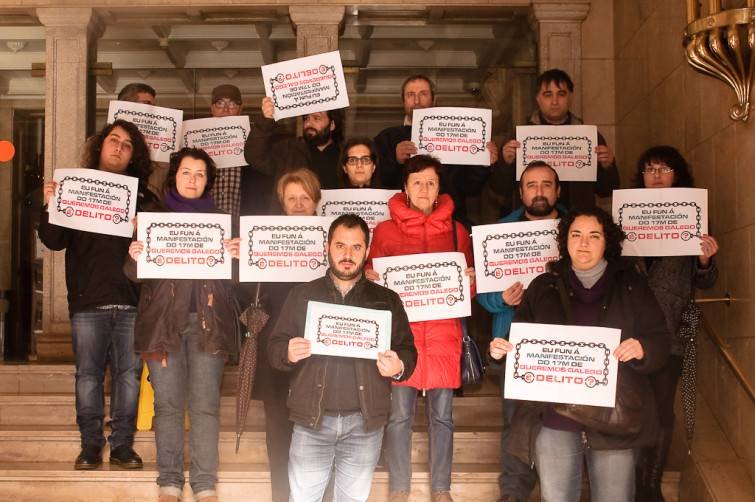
210;84;244;220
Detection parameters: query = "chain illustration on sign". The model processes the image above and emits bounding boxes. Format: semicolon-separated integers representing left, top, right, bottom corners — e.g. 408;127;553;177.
247;225;328;270
183;125;249;157
382;261;464;306
269;65;340;111
145;222;226;267
416;115;487;155
617;201;702;242
56;176;132;224
512;338;611;388
521;136;593;169
315;315;380;350
319;200;389;217
113;109;178;152
481;229;557;278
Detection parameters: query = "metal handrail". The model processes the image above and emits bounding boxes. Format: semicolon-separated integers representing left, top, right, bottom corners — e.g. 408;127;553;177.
698;313;755;404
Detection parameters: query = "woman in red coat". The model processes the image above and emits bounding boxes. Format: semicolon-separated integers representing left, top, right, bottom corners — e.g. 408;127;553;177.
366;155;475;502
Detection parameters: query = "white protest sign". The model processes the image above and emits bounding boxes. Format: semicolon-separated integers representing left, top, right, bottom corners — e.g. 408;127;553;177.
411;107;492;165
48;168;138;238
372;252;470;322
318;189;399;235
613;188;707;256
108;101;183;163
472;219;559;293
504;322;621;407
136;212;232;279
239;215;334;282
180;116;250;168
262;51;349;121
304;301;392;360
516;125;598;181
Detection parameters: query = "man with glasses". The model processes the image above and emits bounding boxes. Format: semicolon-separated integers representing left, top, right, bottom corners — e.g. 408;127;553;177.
209;84;245;220
244;96;344;212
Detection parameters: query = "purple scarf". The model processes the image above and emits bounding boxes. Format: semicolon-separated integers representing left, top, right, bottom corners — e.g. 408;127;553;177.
164;186;216;213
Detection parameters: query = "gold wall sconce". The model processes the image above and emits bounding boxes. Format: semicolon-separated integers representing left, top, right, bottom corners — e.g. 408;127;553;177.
684;1;755;121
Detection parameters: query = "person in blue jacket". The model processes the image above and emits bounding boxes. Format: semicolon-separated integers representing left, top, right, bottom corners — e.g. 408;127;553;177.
477;161;566;502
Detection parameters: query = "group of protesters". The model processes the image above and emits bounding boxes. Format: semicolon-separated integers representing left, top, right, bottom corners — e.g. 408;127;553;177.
38;68;718;502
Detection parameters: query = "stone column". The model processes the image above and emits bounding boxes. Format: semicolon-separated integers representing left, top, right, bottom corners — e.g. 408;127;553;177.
288;6;345;58
531;2;590;116
36;8;103;359
287;6;345;135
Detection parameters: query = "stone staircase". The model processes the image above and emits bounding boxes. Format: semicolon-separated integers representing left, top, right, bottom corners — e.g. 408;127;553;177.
0;364;504;502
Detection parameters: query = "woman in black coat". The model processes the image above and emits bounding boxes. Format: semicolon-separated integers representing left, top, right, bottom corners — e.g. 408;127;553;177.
489;206;670;502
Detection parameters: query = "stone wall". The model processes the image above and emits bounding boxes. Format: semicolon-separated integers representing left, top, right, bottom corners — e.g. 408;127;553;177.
613;0;755;483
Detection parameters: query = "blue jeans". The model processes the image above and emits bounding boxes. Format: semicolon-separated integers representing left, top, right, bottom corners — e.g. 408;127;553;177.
498;369;537;500
386;386;454;492
71;307;142;449
288;412;383;502
146;314;225;498
535;427;637;502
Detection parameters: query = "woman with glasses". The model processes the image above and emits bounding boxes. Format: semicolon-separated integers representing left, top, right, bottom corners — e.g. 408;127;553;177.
338;138;382;188
632;146;719;502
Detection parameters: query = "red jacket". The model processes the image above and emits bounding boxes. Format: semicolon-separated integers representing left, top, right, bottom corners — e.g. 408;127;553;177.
368;192;475;390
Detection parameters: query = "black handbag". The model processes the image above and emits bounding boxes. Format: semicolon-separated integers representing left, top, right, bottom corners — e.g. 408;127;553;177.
460;319;485;385
451;220;485;385
550;275;645;435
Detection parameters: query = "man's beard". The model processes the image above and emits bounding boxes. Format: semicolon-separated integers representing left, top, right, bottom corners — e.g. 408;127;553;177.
328;254;366;282
525;196;556;217
304;126;331;147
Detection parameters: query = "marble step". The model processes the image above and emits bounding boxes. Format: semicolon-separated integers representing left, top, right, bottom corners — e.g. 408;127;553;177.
0;394;503;429
0;462;500;502
0;425;501;465
0;363;503;397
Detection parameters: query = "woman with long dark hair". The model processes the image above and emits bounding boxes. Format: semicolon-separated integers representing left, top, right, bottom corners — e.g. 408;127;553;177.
39;119;154;470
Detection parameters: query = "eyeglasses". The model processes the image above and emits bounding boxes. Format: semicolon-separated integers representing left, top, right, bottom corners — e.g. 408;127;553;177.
346;156;374;166
213;100;240;110
643;166;673;175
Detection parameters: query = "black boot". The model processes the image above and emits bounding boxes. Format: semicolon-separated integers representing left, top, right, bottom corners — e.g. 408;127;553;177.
642;426;674;502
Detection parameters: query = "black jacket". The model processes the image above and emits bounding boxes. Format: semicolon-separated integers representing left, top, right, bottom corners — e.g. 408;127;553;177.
38;186;155;315
489;111;620;214
244;116;341;214
507;258;670;464
123;200;237;358
267;273;417;432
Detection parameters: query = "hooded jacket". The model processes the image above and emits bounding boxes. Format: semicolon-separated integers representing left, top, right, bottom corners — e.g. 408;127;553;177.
367;192;476;390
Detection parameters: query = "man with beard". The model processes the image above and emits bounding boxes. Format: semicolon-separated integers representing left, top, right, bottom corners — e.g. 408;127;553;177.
477;161;566;502
245;96;343;212
490;69;619;214
268;214;417;502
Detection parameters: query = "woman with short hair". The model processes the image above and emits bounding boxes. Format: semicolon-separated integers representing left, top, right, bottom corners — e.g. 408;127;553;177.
367;155;476;502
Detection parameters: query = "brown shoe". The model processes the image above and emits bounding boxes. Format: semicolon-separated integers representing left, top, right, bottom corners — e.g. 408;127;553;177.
388;491;410;502
198;498;218;502
157;496;178;502
431;491;454;502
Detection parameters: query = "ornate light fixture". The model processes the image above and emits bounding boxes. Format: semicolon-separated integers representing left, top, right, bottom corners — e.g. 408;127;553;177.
684;1;755;121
